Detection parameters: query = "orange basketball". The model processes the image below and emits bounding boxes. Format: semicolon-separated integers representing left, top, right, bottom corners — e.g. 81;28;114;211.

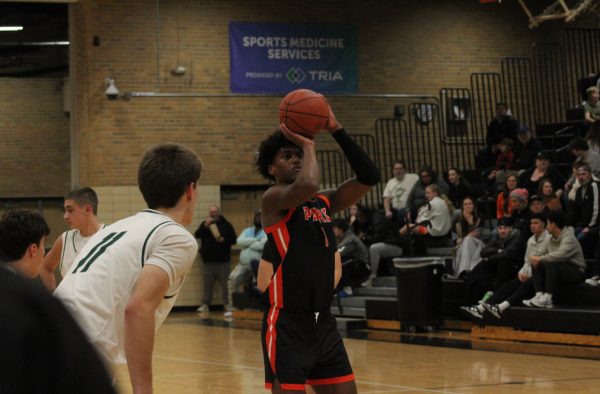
278;89;330;137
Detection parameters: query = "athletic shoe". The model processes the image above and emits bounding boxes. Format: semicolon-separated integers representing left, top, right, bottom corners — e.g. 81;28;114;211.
585;276;600;286
338;289;352;298
196;304;209;313
361;278;373;287
522;294;542;307
482;302;502;319
531;293;553;308
224;311;233;319
460;305;483;320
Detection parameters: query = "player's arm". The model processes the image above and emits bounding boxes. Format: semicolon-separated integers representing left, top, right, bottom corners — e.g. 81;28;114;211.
320;104;380;214
262;124;319;225
334;251;342;289
40;235;64;291
585;109;597;124
257;259;274;293
124;265;170;394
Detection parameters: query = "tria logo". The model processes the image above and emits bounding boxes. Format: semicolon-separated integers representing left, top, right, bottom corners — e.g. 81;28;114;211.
303;207;331;223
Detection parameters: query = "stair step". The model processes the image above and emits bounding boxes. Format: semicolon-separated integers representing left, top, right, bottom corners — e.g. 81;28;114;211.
333;296;396;308
354;287;397;297
373;276;396;287
334;317;368;331
331;306;365;318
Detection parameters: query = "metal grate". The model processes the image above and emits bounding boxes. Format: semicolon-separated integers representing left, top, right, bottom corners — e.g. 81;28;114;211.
502;57;537;130
533;42;569;125
470;72;504;141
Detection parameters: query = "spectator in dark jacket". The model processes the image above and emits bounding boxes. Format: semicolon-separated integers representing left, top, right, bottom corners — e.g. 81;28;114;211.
518;151;565;197
333;219;370;296
567;164;600;256
447;168;475;209
476;103;519;169
195;204;237;312
513;125;543;171
462;217;523;305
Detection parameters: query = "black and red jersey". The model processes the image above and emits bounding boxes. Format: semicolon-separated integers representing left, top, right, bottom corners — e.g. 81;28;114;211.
262;194;336;313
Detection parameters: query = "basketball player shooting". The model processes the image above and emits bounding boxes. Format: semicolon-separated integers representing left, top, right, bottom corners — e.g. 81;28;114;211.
256;98;380;393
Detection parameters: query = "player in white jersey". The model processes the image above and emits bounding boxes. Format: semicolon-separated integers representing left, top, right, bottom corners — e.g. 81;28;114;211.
40;187;104;291
55;142;202;394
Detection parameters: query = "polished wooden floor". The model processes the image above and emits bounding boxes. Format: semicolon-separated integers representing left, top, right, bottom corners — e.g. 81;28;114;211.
114;312;600;393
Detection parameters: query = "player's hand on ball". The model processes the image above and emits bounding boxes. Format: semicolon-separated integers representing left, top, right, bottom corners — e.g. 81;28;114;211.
280;123;315;148
319;94;342;133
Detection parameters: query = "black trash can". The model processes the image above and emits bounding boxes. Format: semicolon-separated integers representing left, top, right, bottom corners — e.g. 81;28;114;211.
394;257;444;327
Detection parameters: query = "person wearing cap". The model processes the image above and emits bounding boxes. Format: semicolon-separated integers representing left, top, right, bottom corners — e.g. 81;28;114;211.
528;195;546;215
463;213;550;320
513;125;543;171
564;137;600;194
518;151;565;197
475;103;519;169
461;216;523;309
567;163;600;256
523;210;586;308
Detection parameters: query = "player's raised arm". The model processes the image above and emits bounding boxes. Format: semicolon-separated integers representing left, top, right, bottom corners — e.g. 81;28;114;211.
320;101;381;214
259;125;320;226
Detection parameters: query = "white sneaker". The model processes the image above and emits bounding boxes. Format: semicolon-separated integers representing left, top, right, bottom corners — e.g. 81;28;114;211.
531;293;553;308
196;304;209;313
585;276;600;286
224;311;233;319
361;278;373;287
522;294;542;307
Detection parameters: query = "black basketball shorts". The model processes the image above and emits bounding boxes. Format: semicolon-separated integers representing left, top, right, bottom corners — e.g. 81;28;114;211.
261;306;354;391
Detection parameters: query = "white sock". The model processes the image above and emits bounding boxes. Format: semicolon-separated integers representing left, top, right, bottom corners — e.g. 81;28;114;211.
498;301;510;312
476;304;485;313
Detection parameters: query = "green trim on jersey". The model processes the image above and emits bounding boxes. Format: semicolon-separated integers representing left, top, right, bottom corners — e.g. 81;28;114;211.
72;231;127;274
141;221;172;267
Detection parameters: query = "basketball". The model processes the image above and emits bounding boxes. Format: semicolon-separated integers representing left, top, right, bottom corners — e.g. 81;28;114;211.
279;89;330;137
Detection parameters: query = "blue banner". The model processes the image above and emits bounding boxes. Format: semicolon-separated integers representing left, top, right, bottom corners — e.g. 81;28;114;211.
229;22;357;94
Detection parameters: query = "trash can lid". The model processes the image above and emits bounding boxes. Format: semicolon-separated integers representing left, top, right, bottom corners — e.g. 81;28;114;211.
393;256;445;269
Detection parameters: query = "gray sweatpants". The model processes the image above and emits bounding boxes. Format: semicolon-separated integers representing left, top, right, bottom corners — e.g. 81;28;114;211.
369;242;403;279
202;262;231;306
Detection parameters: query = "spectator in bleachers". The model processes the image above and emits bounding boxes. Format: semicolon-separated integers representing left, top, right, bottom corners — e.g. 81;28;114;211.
565;137;600;182
225;209;266;318
528;195;546;215
463;213;549;320
513;125;543;171
447;168;475;209
523;210;586;308
567;163;600;256
476;102;520;170
584;86;600;150
350;204;374;244
400;184;453;255
406;165;449;215
485;138;515;191
578;71;600;102
332;218;370;297
348;204;359;227
537;178;563;212
496;174;518;220
462;217;523;307
509;188;531;242
518;151;565;197
453;196;484;277
364;213;404;287
382;160;418;224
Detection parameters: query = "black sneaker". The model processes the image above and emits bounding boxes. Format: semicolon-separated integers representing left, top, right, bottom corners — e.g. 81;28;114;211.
459;305;483;320
482;302;502;319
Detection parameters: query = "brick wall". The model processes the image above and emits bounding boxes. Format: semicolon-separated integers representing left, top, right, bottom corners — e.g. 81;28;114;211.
70;0;569;188
0;78;70;197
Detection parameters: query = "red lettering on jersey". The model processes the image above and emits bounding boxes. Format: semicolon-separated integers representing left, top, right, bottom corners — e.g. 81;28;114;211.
303;207;312;220
320;208;331;222
302;206;332;223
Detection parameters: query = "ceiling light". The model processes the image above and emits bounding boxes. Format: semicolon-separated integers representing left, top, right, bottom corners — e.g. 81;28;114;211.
0;26;23;32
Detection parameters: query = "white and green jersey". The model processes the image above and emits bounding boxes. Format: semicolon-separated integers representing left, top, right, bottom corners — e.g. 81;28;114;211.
59;225;106;278
55;209;198;365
